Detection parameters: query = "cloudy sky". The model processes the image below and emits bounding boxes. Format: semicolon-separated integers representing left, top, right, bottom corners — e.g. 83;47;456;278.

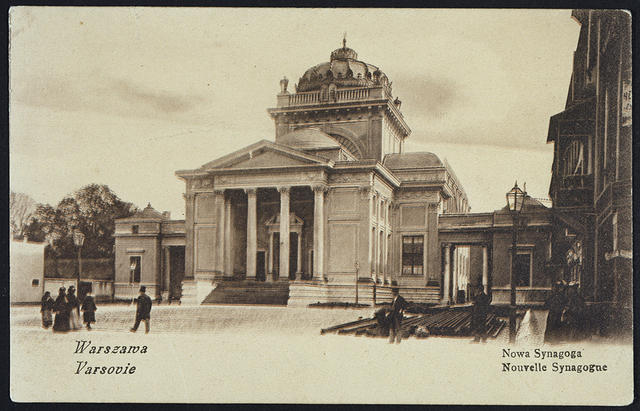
10;7;581;217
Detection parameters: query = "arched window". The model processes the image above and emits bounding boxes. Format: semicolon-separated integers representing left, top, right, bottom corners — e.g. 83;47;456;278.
562;140;584;176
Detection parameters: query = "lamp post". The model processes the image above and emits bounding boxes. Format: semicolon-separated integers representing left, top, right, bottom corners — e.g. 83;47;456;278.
354;261;359;305
506;181;526;343
130;260;138;304
72;228;85;298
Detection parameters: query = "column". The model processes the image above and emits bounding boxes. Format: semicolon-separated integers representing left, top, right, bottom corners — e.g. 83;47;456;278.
482;245;489;294
268;233;274;277
214;189;225;277
224;197;232;277
426;203;440;284
452;246;458;303
369;192;376;280
183;193;196;278
279;186;290;279
245;188;257;279
442;244;451;304
296;232;302;278
313;185;326;280
163;246;171;292
382;200;389;284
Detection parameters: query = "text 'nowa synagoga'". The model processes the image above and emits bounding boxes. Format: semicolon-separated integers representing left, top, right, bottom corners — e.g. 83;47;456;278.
114;41;555;306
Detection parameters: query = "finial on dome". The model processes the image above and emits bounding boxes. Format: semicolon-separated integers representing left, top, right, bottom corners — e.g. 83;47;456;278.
343;32;347;48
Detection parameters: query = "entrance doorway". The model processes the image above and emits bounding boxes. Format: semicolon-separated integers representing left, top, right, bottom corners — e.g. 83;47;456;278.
256;251;266;281
289;232;297;279
168;246;185;301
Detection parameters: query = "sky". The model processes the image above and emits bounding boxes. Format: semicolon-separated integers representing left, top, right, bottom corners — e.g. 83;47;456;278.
9;7;581;217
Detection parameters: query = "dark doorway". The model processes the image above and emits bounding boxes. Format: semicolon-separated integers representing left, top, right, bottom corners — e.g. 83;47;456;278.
289;233;297;279
169;246;185;301
273;233;280;280
256;251;266;281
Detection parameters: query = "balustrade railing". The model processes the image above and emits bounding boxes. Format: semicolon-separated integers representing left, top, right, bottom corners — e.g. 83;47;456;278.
284;87;376;106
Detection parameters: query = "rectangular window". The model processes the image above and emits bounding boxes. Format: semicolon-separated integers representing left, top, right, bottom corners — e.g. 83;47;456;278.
402;235;424;275
31;279;39;287
512;252;531;287
132;225;139;234
130;256;141;283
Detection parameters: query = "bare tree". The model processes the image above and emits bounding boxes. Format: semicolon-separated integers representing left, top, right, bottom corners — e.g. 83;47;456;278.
9;191;37;239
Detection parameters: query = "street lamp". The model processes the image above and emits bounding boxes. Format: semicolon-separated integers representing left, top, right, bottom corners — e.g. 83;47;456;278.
506;181;526;343
354;261;359;305
72;228;85;298
130;260;138;304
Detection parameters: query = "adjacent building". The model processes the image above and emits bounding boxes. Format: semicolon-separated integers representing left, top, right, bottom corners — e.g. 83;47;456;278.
546;10;632;318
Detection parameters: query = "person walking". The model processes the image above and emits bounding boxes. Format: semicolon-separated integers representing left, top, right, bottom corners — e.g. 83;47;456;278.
470;284;492;343
544;281;567;344
130;286;152;333
40;291;55;329
67;286;81;331
564;284;588;341
387;283;408;344
81;291;97;330
52;287;70;332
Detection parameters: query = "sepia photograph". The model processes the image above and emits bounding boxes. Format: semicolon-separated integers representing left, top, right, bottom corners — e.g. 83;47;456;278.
9;7;633;404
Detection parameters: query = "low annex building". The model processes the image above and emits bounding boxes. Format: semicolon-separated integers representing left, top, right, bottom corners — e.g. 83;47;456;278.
114;41;554;306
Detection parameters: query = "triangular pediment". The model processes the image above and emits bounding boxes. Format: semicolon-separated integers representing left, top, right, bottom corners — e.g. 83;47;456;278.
199;140;332;170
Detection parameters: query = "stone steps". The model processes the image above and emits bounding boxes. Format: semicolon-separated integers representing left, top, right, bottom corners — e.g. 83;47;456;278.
202;281;290;305
288;283;441;306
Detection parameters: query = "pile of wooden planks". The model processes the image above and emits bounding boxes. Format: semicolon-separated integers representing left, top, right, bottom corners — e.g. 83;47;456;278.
321;307;506;339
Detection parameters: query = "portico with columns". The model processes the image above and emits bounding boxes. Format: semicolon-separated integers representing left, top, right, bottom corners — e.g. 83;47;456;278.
115;40;555;306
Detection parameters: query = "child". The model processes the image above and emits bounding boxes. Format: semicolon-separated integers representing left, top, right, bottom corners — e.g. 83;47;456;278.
81;292;97;330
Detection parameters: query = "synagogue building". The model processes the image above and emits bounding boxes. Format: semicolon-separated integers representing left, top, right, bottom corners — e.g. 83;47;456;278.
114;41;554;306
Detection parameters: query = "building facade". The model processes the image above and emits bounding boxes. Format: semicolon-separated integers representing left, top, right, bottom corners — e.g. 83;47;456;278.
114;205;185;301
546;10;632;315
114;41;554;306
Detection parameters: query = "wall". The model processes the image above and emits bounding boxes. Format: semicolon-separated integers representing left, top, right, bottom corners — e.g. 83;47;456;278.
491;228;552;303
44;279;113;302
10;240;45;304
326;185;362;284
114;235;160;299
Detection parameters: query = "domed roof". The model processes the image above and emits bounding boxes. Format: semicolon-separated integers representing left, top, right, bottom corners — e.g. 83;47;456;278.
383;152;444;169
278;128;341;150
296;40;390;93
132;203;164;220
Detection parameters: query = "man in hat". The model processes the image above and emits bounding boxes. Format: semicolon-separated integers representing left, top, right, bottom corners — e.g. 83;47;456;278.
130;286;152;333
387;282;408;344
470;283;491;343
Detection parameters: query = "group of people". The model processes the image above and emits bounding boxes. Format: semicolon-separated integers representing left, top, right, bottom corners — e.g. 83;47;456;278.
544;281;589;343
41;286;97;332
40;285;153;334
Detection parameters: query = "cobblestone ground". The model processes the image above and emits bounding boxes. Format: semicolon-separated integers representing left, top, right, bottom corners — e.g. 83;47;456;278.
11;303;367;335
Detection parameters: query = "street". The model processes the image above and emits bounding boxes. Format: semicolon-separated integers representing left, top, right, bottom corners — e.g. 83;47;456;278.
10;304;632;404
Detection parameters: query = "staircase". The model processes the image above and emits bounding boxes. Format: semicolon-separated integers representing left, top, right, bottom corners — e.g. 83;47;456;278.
202;281;290;305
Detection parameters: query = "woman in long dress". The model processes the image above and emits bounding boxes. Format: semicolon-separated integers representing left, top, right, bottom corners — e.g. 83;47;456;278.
52;287;70;332
67;286;81;331
40;291;54;329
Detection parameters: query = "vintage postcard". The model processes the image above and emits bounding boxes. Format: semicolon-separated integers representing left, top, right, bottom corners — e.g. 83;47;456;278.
9;7;633;404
